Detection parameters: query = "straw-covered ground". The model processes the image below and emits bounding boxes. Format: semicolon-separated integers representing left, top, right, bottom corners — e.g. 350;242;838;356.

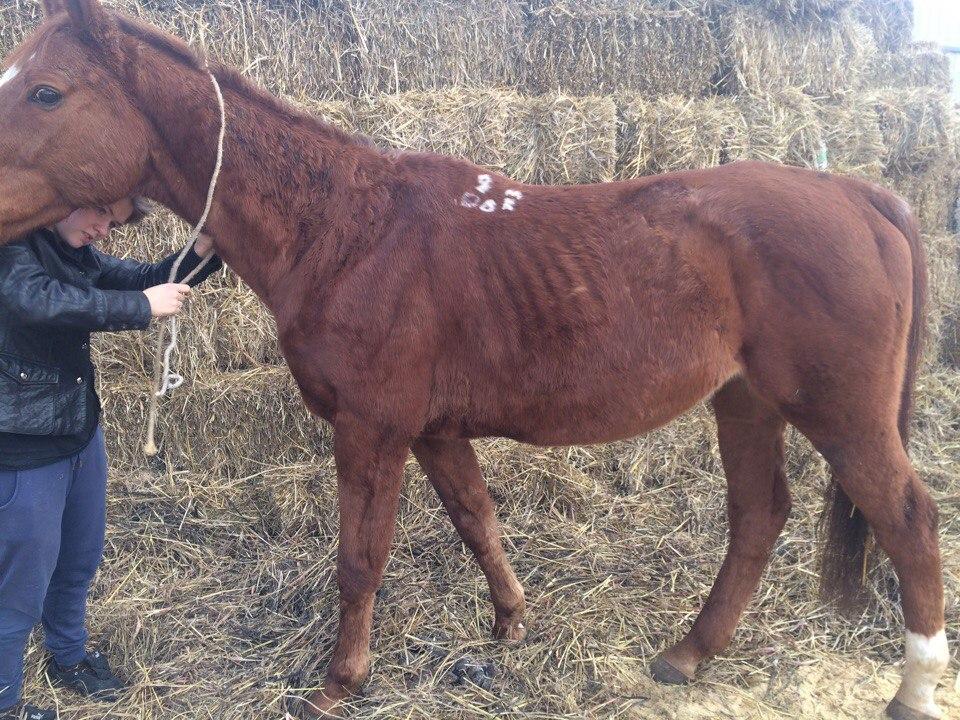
2;0;960;718
9;371;960;720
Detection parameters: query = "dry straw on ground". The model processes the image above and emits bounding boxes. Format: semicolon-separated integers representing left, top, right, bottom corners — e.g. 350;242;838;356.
10;368;960;719
523;0;719;98
719;6;877;96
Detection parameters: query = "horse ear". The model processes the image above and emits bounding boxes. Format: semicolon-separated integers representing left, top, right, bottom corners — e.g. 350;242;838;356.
62;0;113;46
40;0;66;16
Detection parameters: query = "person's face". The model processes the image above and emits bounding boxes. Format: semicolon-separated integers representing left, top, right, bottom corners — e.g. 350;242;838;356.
54;198;134;249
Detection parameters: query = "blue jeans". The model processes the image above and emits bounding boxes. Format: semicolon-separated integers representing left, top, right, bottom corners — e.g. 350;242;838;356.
0;427;107;711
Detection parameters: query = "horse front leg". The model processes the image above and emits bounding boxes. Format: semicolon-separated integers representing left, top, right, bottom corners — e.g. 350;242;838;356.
301;415;409;719
412;436;526;641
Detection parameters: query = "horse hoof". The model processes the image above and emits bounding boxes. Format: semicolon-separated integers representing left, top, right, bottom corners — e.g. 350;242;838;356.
885;698;941;720
649;654;694;685
299;689;346;719
493;618;528;644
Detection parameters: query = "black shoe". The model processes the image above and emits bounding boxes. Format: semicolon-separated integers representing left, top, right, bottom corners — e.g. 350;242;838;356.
0;704;57;720
45;649;125;701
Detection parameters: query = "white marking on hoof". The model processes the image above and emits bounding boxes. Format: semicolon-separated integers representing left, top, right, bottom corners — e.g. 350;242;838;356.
0;64;20;88
895;630;949;718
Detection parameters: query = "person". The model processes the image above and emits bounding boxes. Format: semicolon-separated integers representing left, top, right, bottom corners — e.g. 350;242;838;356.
0;198;222;720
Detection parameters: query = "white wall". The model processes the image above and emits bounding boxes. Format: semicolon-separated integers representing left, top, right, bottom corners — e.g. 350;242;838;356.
913;0;960;101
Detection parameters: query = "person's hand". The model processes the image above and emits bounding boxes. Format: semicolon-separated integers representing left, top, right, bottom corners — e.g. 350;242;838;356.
143;284;191;318
193;233;214;257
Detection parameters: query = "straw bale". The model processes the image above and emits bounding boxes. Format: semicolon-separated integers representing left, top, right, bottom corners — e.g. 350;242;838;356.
616;95;749;179
719;5;878;96
93;272;282;379
99;365;328;475
865;42;952;93
888;162;960;235
874;87;956;173
853;0;913;53
351;90;512;170
523;0;719;98
701;0;859;20
113;0;357;101
751;0;857;18
500;94;619;185
354;90;618;185
345;0;524;96
0;0;39;60
738;89;885;178
923;233;960;369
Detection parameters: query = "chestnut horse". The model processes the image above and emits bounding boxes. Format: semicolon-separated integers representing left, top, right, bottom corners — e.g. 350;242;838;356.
0;2;951;718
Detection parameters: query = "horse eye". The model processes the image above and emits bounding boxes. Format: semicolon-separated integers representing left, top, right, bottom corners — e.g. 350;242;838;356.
29;86;62;107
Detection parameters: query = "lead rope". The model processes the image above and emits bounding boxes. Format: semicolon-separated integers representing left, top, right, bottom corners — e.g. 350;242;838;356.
143;70;226;457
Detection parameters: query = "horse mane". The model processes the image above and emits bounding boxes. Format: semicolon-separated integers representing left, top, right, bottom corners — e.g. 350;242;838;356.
113;13;370;151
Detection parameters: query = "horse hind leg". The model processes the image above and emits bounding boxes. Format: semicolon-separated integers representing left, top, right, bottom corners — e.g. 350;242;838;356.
412;436;527;641
813;433;947;720
652;377;790;683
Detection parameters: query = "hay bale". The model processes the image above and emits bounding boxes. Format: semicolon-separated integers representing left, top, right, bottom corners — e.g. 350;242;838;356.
501;94;619;185
0;0;39;60
701;0;858;20
923;233;960;370
874;87;956;173
287;98;357;134
93;268;282;378
616;95;748;179
865;42;952;93
887;162;960;235
750;0;857;18
523;0;719;98
346;0;524;96
719;5;877;96
352;90;512;169
738;89;886;178
100;365;327;475
353;90;617;184
115;0;357;101
853;0;913;53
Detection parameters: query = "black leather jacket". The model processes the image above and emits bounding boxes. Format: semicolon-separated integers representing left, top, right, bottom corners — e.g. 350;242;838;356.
0;228;222;438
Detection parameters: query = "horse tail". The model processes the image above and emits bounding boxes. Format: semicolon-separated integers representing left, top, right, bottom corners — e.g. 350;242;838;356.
819;187;927;614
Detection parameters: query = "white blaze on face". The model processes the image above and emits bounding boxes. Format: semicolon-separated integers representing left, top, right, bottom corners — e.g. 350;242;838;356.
895;629;949;718
0;64;20;89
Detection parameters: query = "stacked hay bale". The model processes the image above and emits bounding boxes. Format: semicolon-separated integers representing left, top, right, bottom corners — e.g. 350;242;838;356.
2;3;960;716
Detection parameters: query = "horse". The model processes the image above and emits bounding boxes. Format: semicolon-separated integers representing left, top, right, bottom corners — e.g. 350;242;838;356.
0;2;950;718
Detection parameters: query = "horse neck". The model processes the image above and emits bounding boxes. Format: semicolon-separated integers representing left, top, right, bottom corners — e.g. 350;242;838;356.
137;63;392;304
